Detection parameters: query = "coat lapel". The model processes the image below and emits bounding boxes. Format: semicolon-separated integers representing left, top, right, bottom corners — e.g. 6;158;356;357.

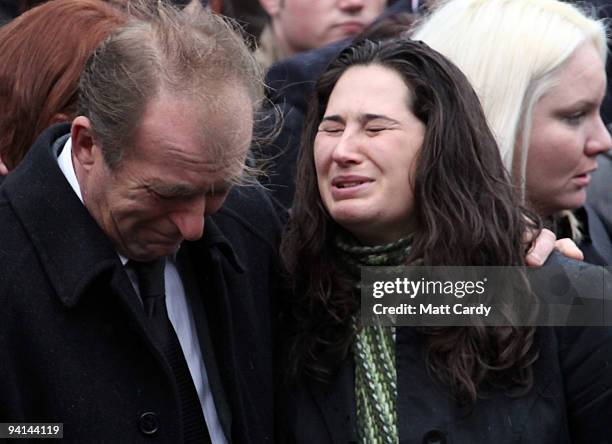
2;124;175;376
187;220;263;442
177;244;233;440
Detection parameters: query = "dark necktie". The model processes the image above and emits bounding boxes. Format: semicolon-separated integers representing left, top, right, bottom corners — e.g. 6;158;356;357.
129;258;212;444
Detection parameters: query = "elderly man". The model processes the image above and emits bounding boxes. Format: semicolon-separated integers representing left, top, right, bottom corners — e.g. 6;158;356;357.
0;5;280;443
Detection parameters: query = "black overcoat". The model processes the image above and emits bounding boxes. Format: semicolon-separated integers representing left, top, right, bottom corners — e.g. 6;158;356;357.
0;124;281;443
278;254;612;444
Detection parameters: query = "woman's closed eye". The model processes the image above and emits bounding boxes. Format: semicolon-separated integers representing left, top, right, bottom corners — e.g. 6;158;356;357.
366;126;388;134
318;126;344;134
563;110;587;126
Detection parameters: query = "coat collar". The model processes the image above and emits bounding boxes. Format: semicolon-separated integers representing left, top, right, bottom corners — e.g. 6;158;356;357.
2;124;244;307
554;206;612;266
3;124;121;308
581;205;612;265
199;215;245;273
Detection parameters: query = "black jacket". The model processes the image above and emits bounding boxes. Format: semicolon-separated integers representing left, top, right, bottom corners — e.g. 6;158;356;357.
278;254;612;443
0;124;281;443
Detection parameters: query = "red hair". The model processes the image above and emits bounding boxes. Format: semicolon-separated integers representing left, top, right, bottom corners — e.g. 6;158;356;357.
0;0;126;171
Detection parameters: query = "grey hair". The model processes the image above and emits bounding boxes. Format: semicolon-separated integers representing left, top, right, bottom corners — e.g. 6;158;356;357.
77;1;264;173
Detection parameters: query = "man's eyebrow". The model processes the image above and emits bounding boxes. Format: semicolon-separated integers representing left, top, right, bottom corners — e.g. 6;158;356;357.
150;180;237;196
148;181;199;197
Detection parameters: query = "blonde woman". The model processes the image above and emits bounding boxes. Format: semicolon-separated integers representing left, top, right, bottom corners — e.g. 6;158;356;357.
414;0;612;263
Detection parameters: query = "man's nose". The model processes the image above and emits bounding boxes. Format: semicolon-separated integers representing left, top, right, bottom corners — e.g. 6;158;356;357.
171;200;206;241
585;116;612;156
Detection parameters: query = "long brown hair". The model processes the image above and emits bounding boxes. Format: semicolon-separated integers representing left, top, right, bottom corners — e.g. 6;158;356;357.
280;38;540;404
0;0;126;171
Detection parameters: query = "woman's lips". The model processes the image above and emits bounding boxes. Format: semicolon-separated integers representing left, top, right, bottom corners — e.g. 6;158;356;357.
572;173;591;187
331;176;374;199
334;21;365;35
573;166;597;187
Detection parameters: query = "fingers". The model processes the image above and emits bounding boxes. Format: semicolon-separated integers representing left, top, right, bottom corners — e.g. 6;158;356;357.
0;156;9;176
525;228;556;267
525;228;585;267
555;238;584;262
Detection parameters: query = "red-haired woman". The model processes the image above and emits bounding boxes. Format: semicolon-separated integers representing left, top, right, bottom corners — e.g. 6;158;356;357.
0;0;126;175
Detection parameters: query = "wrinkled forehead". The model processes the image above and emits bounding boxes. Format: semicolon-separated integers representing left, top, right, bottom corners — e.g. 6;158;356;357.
127;86;254;181
199;84;255;158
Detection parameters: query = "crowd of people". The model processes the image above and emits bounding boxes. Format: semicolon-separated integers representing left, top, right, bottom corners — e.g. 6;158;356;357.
0;0;611;443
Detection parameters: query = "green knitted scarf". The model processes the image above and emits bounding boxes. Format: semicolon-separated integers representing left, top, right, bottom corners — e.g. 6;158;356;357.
335;232;413;444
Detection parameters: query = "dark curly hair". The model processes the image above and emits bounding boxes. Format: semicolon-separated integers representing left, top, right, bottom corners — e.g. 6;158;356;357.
280;38;541;404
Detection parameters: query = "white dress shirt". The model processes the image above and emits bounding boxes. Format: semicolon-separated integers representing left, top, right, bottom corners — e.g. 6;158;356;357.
57;137;227;444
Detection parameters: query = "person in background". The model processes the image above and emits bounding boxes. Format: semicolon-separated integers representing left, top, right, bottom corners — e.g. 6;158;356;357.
0;0;44;25
205;0;268;47
278;36;612;444
414;0;612;264
0;0;126;176
255;0;387;69
0;0;18;25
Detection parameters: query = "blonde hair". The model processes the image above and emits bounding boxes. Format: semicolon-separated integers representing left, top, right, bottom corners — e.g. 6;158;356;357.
413;0;606;196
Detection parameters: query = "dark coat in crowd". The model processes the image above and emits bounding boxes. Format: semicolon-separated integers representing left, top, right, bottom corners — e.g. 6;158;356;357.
570;205;612;265
0;124;281;443
0;0;18;25
587;152;612;261
259;41;347;208
278;253;612;444
590;0;612;124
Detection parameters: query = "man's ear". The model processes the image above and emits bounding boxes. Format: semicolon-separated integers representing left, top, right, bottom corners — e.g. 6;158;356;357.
71;116;98;172
259;0;282;17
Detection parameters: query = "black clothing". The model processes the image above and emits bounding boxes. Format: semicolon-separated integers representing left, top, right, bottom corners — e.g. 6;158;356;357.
278;253;612;443
0;124;281;443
